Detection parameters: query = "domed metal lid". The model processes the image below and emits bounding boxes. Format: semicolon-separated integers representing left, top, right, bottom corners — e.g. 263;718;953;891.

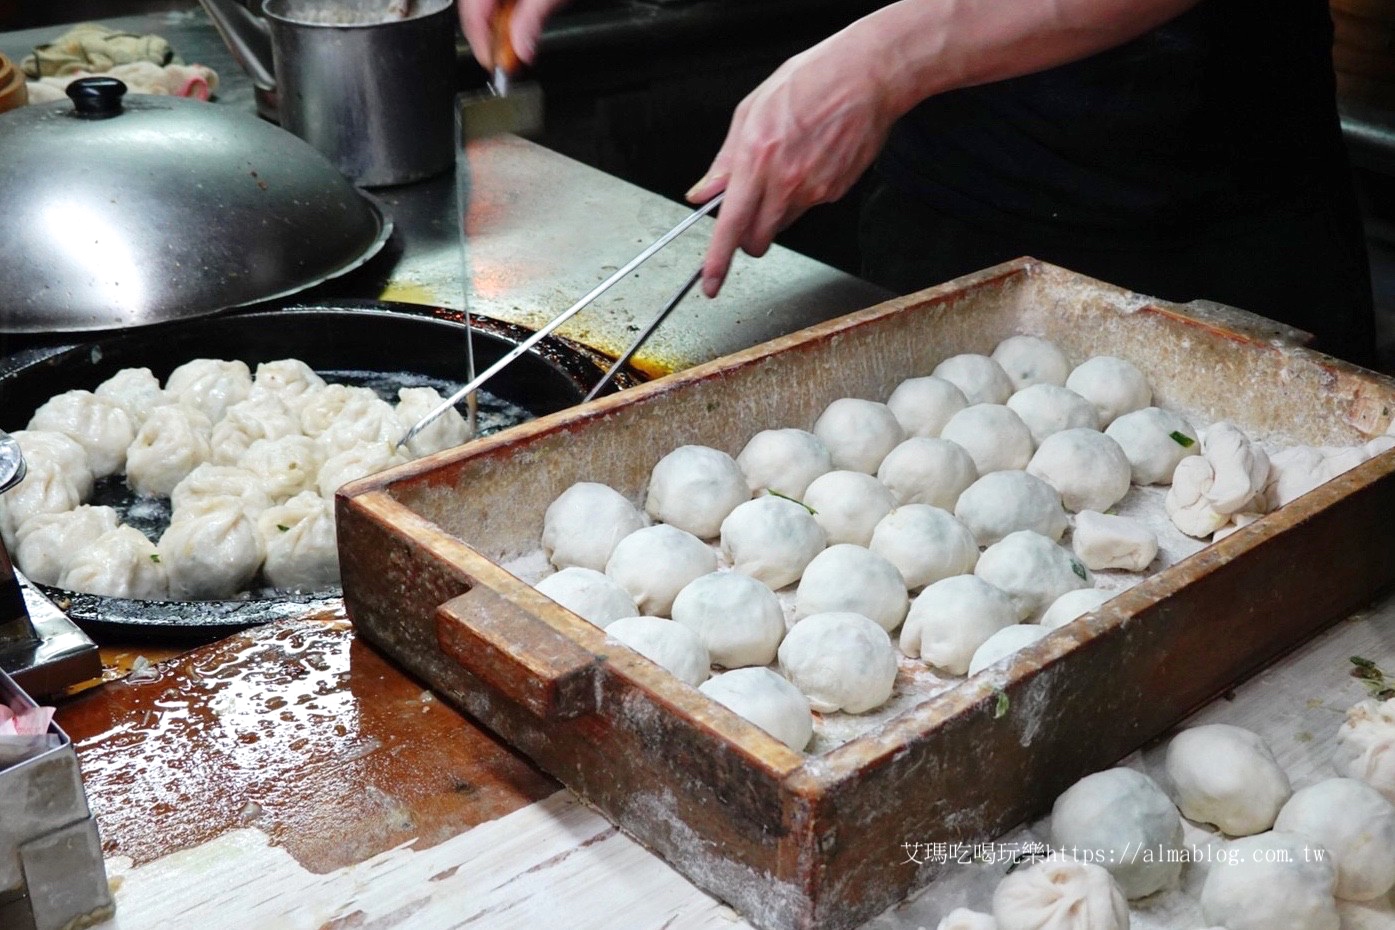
0;77;392;333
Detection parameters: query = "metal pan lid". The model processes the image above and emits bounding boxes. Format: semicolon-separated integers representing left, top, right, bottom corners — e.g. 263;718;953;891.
0;77;392;334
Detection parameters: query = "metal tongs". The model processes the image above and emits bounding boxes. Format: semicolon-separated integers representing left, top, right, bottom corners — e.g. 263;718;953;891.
397;193;723;450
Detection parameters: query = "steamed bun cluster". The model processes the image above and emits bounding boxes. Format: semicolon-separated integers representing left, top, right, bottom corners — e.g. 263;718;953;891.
4;358;474;600
532;337;1174;753
529;333;1388;757
937;713;1395;930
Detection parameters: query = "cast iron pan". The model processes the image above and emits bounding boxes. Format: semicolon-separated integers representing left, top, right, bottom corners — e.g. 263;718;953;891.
0;300;636;642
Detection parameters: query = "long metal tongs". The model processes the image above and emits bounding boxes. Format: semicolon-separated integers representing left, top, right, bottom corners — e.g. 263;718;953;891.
397;192;724;450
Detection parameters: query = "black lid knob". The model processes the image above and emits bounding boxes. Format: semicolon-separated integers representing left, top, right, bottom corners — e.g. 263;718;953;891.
67;76;127;119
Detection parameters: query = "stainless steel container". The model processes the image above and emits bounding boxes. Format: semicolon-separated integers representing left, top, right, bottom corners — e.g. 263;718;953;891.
264;0;457;187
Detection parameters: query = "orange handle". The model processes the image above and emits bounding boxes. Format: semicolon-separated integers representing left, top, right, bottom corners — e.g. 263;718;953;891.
493;0;520;75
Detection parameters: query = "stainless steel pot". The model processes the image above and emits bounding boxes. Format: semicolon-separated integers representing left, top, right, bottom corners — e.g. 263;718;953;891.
0;77;391;334
200;0;457;187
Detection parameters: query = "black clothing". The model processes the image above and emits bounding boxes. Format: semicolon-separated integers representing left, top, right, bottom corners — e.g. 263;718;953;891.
864;0;1376;364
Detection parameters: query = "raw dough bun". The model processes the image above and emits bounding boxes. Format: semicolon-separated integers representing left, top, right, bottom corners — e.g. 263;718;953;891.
1334;698;1395;803
28;389;135;478
1164;724;1291;836
975;531;1090;620
125;404;213;498
720;496;826;590
1066;356;1151;427
0;456;81;550
900;574;1017;675
1006;384;1100;445
1200;422;1269;515
1166;456;1230;538
299;384;383;438
936;909;998;930
535;566;638;628
95;367;167;428
699;667;812;752
802;470;897;546
939;405;1035;475
1212;511;1262;543
644;445;749;539
542;482;646;572
210;395;300;466
1104;407;1198;486
795;544;908;633
967;624;1050;676
171;464;273;519
250;358;326;407
14;505;120;586
992;335;1070;391
605;616;710;687
59;525;168;600
257;491;339;591
1275;777;1395;901
932;354;1014;406
992;857;1129;930
1026;428;1132;514
316;394;402;458
1039;588;1114;631
606;524;718;616
954;471;1068;546
1264;445;1329;510
1072;510;1158;572
315;441;403;499
812;398;906;474
736;428;832;498
671;571;785;667
239;436;325;501
876;437;978;509
870;505;979;590
1199;831;1339;930
778;612;897;713
10;430;93;501
1050;767;1184;898
886;376;968;438
395;386;471;458
165;358;252;423
159;498;265;599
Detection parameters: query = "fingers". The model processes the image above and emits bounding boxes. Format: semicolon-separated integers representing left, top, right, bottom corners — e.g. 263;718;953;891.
509;0;568;64
460;0;567;71
459;0;497;70
702;171;762;298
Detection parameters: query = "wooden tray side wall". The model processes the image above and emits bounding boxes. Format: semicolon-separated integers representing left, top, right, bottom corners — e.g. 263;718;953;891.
341;260;1395;930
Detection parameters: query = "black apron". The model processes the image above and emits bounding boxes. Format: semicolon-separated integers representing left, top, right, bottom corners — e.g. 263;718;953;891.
863;0;1376;365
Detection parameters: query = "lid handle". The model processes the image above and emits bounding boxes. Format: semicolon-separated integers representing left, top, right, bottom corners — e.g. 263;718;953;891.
66;77;127;119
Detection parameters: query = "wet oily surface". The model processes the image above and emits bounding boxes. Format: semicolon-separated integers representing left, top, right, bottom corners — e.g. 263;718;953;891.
56;614;557;872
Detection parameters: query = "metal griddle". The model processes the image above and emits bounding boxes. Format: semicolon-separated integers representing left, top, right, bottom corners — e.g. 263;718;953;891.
0;300;634;641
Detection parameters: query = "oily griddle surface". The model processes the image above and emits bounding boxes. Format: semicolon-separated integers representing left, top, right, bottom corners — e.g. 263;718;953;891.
1;300;624;641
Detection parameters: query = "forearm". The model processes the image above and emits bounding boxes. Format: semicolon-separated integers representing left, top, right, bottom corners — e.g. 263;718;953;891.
837;0;1205;118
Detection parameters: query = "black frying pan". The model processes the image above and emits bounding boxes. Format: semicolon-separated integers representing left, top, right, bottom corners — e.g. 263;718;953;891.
0;300;634;641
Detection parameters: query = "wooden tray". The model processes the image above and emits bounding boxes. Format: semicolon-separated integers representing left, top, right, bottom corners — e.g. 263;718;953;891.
337;259;1395;930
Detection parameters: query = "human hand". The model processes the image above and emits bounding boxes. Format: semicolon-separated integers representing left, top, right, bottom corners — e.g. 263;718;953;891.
459;0;570;72
685;31;902;298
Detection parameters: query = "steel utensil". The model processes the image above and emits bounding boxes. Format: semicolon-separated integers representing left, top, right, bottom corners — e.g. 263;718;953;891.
399;192;725;449
0;432;26;494
583;266;702;403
